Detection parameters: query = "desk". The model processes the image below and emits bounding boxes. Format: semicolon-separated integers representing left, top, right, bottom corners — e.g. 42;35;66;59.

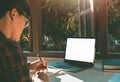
28;57;120;82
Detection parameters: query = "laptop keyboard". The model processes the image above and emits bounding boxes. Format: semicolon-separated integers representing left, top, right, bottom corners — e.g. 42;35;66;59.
53;62;74;69
49;61;83;72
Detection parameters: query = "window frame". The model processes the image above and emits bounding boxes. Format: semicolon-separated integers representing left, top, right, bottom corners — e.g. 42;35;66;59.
24;0;120;59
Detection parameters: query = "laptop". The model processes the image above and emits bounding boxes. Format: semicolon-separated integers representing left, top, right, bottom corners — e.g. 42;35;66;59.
49;38;96;72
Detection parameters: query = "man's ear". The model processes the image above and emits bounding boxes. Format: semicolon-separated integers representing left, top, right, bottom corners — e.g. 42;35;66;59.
9;8;18;20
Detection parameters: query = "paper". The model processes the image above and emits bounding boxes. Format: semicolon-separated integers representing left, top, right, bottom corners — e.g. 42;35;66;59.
56;74;84;82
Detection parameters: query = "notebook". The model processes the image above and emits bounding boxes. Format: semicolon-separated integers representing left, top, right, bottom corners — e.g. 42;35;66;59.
49;38;96;72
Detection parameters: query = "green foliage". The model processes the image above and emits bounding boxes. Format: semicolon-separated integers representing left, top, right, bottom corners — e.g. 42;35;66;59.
108;0;120;52
41;0;79;50
108;0;120;37
19;28;30;51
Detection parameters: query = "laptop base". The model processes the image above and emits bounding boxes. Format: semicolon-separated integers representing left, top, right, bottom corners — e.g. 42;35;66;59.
49;61;94;72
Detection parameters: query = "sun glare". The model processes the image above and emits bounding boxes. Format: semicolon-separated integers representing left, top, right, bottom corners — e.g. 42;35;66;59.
89;0;94;12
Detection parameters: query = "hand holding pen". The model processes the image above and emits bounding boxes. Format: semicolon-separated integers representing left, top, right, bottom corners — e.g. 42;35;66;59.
29;54;48;72
32;54;48;82
37;54;48;70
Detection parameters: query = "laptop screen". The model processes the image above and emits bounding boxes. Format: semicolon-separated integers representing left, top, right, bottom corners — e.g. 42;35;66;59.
65;38;95;63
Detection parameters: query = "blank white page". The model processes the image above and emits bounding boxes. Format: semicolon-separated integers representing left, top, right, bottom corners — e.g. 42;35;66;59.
65;38;95;63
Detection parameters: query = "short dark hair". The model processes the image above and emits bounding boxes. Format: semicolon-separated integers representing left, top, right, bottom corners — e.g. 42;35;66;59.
0;0;31;19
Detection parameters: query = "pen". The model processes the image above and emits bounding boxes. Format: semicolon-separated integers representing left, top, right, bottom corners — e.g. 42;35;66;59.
38;54;42;61
37;53;47;70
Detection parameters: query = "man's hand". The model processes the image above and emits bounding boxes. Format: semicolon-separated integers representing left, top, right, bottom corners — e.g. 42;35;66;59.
29;60;48;72
32;71;49;82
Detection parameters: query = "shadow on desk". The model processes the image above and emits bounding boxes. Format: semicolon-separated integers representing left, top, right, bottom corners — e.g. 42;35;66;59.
47;62;113;82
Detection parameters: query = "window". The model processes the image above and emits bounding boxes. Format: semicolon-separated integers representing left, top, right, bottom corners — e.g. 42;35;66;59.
107;0;120;53
21;0;97;57
40;0;96;57
97;0;120;58
22;0;120;58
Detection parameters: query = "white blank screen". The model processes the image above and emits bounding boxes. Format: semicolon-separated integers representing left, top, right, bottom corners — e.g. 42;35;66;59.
65;38;95;63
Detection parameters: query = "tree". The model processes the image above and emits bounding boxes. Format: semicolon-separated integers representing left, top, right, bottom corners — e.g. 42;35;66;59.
41;0;79;50
108;0;120;52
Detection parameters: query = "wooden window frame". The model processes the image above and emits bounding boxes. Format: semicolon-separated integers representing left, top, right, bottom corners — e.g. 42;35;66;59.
24;0;120;59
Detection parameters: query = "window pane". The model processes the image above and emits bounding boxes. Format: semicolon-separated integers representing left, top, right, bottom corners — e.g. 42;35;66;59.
81;16;86;36
108;0;120;52
41;0;79;51
86;14;92;37
19;27;31;51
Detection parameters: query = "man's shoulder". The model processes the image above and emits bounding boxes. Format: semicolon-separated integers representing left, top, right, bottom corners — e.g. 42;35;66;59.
0;38;19;53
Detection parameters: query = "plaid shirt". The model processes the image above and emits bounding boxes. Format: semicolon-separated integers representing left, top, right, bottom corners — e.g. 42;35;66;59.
0;32;32;82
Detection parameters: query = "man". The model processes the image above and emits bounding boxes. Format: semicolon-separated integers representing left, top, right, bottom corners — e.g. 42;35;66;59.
0;0;48;82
